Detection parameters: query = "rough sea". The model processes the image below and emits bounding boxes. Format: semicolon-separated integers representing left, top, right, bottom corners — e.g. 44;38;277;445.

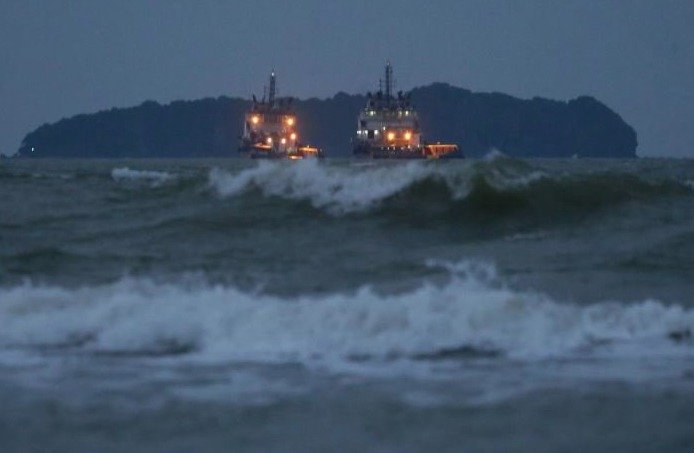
1;155;694;452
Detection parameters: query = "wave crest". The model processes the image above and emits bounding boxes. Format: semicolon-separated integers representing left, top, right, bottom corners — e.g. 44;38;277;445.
111;167;174;186
208;160;448;214
1;262;691;365
208;160;691;218
208;159;544;215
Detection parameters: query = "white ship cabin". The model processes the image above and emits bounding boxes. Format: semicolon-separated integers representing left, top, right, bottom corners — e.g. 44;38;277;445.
355;62;422;148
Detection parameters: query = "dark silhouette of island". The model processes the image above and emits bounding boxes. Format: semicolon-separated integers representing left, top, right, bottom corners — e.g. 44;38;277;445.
16;83;637;158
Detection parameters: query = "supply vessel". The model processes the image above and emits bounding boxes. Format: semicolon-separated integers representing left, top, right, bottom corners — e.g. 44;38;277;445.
239;71;322;159
352;62;459;159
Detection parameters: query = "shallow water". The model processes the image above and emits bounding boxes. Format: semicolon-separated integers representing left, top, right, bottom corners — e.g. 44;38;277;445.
1;157;694;451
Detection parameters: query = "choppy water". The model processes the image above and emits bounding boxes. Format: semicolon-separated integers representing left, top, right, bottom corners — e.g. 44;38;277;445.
1;156;694;452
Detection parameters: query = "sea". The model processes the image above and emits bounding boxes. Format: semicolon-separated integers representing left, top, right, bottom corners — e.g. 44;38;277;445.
1;155;694;452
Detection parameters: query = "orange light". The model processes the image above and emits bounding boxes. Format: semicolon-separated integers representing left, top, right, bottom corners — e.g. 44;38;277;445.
266;137;273;144
290;133;297;140
404;131;412;140
251;115;260;124
280;138;287;145
387;131;396;141
286;117;295;126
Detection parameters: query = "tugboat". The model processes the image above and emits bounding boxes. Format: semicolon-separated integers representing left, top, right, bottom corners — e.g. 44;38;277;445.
239;71;323;159
353;62;459;159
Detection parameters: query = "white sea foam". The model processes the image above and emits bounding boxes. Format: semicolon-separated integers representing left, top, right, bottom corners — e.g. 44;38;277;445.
503;231;550;242
111;167;174;186
1;262;691;368
208;159;544;215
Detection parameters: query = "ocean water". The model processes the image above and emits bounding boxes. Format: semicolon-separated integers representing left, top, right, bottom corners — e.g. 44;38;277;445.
1;156;694;452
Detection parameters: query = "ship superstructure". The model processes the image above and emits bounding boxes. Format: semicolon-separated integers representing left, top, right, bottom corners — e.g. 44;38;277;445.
239;71;322;159
353;62;458;159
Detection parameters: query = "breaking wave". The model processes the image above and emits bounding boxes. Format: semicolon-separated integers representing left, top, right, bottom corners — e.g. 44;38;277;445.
111;167;174;186
208;159;692;217
1;261;691;366
208;159;463;214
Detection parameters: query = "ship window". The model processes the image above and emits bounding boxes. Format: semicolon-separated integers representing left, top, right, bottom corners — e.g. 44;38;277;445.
360;120;366;127
368;130;374;139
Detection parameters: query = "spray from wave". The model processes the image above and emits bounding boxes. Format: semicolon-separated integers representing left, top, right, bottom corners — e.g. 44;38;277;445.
1;261;691;367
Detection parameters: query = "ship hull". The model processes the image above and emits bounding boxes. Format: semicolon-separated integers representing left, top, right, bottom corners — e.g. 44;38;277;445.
249;151;323;160
239;144;323;160
354;148;429;159
352;144;461;159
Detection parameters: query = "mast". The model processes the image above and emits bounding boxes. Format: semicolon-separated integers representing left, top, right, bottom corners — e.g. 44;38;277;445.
268;70;277;107
384;61;393;105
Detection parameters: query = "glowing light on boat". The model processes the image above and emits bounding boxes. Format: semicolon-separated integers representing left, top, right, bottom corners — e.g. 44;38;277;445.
290;133;297;140
387;131;396;141
286;117;295;126
266;137;273;144
252;115;260;124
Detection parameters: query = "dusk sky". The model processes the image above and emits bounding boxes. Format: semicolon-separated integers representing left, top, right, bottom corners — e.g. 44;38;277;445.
1;0;693;157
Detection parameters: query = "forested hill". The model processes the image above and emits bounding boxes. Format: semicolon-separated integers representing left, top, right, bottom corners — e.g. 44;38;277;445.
16;83;637;158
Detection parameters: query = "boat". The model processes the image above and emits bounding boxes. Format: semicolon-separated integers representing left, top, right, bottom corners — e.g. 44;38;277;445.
352;62;459;159
239;71;323;159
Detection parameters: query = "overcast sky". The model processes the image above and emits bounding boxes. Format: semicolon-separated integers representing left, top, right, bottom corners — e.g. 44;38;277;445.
1;0;693;156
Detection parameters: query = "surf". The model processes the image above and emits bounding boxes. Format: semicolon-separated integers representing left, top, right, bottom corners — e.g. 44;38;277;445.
1;260;691;370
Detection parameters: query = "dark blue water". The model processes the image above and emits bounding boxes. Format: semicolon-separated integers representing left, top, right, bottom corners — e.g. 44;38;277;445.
1;156;694;452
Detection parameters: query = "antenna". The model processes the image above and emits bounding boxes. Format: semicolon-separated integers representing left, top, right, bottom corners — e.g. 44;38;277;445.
268;70;277;106
385;61;393;103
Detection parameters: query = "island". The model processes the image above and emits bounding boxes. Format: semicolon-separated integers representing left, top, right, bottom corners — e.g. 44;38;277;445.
15;83;637;158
